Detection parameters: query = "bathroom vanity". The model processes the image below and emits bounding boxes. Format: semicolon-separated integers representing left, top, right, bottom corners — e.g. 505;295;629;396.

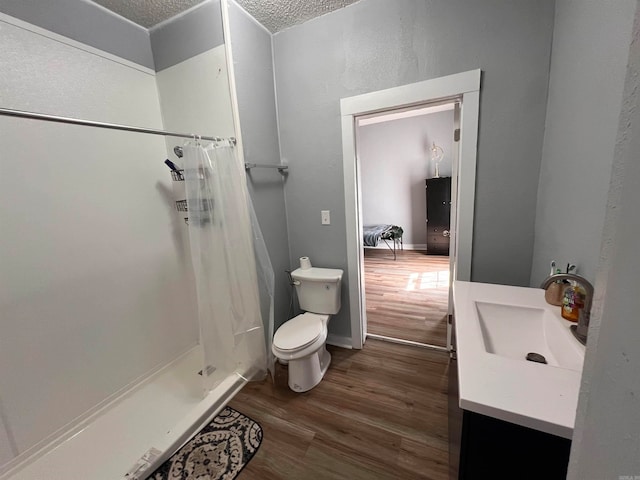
449;281;585;479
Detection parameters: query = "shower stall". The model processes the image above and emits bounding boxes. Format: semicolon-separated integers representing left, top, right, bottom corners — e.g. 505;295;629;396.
0;6;272;479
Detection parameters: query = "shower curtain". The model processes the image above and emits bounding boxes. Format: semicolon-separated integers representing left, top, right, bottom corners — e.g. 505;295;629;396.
183;141;274;394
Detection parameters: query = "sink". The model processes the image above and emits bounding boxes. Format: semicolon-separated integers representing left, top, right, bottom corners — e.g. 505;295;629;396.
454;281;586;439
475;301;584;371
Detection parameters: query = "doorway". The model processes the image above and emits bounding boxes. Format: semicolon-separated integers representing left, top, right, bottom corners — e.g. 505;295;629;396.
356;101;457;349
341;69;481;350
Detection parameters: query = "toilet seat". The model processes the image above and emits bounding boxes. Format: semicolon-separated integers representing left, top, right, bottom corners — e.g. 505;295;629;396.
273;313;325;351
272;311;332;392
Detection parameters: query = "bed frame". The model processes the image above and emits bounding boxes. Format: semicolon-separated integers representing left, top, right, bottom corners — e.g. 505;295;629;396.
363;225;404;260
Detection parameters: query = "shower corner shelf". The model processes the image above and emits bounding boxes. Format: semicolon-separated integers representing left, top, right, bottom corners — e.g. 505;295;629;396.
170;169;214;225
171;170;185;182
174;199;214;213
170;169;188;223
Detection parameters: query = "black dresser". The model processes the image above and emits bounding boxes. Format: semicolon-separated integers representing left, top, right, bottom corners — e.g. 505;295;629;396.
425;177;451;255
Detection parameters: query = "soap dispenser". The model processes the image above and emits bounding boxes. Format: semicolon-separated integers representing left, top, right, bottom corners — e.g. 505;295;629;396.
561;281;586;322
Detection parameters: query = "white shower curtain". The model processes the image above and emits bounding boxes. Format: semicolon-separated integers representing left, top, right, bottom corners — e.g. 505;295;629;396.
183;141;273;394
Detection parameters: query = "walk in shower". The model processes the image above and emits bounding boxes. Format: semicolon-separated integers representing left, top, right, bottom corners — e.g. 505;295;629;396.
0;3;272;478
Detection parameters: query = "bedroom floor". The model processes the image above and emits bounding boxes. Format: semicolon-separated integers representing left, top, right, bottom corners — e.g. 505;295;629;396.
364;249;449;346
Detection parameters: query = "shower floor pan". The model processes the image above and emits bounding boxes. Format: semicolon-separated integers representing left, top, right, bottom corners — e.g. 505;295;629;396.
2;346;247;480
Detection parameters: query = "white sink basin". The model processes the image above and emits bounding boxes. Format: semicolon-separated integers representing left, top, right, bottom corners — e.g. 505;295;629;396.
475;302;584;371
453;281;586;439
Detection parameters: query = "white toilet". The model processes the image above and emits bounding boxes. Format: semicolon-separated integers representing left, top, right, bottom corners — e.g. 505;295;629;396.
272;265;343;392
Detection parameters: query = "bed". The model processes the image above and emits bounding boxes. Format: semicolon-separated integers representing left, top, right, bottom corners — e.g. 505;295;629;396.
363;224;404;260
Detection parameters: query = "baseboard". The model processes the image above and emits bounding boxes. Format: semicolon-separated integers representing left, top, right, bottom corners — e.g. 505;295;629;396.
327;334;353;349
402;244;426;250
364;244;426;251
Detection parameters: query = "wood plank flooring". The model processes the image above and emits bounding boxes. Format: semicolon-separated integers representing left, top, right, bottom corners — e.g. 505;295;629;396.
229;339;449;479
364;249;449;346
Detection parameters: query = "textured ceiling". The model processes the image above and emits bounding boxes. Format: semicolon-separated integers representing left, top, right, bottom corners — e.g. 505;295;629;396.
235;0;360;33
91;0;206;28
91;0;359;32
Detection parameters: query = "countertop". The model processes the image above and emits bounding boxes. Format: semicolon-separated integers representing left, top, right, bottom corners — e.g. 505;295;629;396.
453;281;585;439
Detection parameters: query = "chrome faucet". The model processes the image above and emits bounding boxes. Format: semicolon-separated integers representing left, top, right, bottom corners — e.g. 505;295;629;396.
540;273;594;346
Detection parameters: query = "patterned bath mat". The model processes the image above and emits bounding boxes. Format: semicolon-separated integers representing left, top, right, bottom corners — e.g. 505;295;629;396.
149;407;262;480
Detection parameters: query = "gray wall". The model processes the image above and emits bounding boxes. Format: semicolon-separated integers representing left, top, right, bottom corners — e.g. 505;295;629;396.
273;0;555;337
228;2;292;330
150;0;224;71
568;2;640;476
0;0;154;69
529;0;636;286
358;110;454;246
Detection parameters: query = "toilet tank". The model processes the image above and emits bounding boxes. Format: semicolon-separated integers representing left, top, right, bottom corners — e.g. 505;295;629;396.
291;267;343;315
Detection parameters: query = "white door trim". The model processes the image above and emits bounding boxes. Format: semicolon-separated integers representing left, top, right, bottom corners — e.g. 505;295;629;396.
341;69;481;349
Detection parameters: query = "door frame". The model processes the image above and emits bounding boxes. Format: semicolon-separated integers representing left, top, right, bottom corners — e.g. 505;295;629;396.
341;69;481;349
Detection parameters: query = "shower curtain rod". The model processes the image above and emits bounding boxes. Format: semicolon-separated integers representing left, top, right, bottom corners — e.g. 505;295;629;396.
0;107;236;144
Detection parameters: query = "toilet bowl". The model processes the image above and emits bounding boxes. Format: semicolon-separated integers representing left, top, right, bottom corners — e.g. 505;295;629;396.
271;263;343;392
272;313;331;392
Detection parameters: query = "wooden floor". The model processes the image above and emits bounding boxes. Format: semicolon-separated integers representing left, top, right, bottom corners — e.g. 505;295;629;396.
364;249;449;346
229;339;449;479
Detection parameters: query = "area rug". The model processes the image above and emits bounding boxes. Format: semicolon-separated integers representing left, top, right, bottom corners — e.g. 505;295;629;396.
149;407;262;480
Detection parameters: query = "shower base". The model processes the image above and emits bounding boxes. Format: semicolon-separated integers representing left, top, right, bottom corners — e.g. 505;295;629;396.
2;346;247;480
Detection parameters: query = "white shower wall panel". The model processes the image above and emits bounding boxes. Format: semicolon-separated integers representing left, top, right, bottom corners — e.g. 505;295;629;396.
155;45;236;155
0;17;198;459
0;14;160;126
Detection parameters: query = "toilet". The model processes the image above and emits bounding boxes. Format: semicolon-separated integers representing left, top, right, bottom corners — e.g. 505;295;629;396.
272;265;343;392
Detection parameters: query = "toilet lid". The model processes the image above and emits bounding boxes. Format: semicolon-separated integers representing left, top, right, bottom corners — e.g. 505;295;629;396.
273;313;324;351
